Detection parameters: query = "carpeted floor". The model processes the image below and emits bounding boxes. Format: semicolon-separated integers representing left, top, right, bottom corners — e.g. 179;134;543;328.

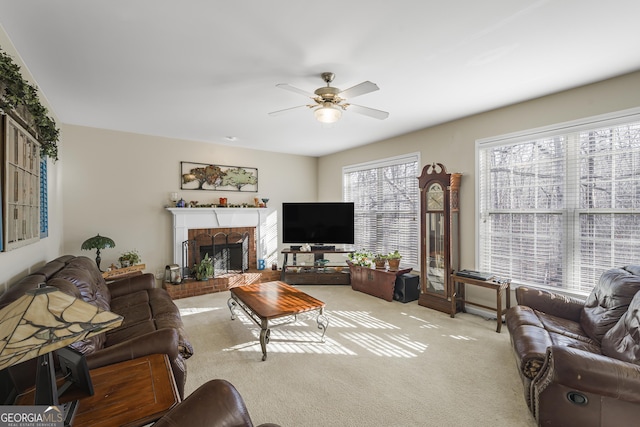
175;285;536;427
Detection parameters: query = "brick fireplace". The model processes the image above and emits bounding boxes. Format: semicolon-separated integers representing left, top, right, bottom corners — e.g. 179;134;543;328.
165;208;278;299
186;227;255;274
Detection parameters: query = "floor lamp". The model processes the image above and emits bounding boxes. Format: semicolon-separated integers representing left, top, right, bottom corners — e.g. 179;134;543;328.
0;285;123;425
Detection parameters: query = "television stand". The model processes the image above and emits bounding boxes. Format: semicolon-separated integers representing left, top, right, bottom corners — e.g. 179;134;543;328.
311;245;335;251
281;248;354;285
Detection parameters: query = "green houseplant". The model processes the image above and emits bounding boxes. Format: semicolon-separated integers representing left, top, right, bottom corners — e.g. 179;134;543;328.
118;249;141;267
0;48;60;160
348;249;373;267
387;250;402;270
373;254;387;269
192;253;214;281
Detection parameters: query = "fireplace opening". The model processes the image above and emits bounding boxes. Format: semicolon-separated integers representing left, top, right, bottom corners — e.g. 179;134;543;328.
182;231;250;278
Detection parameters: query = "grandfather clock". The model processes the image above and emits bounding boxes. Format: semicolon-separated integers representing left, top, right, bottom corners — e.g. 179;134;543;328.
418;163;462;316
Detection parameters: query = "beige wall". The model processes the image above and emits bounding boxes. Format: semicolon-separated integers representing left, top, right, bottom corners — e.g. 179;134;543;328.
60;125;318;277
0;26;64;290
3;15;640;309
318;70;640;305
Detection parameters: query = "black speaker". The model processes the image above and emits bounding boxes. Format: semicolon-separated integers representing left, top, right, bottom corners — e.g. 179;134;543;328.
394;274;420;303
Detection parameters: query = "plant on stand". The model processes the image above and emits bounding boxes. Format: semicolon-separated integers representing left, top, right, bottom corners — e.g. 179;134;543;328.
373;254;387;269
347;249;373;268
0;48;60;160
387;250;402;270
118;249;141;268
192;253;214;281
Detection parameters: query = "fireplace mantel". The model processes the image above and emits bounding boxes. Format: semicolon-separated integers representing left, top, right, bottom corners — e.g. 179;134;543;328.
167;208;272;267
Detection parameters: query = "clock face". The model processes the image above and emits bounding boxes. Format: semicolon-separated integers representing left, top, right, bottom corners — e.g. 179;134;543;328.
427;183;444;210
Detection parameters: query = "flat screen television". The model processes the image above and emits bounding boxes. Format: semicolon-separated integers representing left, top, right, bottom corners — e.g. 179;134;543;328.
282;202;355;245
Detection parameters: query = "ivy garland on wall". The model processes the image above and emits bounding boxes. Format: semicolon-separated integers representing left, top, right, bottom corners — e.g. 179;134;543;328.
0;47;59;161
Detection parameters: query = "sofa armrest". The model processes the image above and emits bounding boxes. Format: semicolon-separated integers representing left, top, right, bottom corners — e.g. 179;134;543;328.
515;286;585;322
108;273;155;298
153;379;281;427
86;328;179;369
537;346;640;403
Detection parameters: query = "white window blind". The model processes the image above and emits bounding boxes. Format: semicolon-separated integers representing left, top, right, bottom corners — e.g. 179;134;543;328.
477;108;640;294
343;153;420;269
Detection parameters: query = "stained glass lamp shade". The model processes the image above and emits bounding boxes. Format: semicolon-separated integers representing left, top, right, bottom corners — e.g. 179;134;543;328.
0;285;123;412
81;234;115;271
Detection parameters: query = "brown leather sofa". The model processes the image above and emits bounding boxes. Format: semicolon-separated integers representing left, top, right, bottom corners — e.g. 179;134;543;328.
505;265;640;427
154;379;281;427
0;255;193;398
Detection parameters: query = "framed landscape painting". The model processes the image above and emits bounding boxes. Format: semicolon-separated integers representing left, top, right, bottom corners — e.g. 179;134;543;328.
180;161;258;192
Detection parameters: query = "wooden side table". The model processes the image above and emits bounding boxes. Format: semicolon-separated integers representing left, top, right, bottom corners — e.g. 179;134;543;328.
450;273;511;333
16;353;180;427
102;264;146;282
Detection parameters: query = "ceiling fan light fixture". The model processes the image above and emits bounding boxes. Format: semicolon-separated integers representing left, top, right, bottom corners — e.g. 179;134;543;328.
314;103;342;124
271;72;388;122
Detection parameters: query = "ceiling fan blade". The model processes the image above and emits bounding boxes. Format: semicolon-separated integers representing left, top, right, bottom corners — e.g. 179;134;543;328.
346;104;389;120
268;105;312;116
338;81;379;99
275;83;316;98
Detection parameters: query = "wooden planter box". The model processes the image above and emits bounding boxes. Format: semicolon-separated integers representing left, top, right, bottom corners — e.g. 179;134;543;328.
349;264;412;302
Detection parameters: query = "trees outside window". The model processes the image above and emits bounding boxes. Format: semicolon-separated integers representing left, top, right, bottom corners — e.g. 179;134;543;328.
478;109;640;293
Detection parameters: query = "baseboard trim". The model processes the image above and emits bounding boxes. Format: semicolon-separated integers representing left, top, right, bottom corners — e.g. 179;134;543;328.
463;305;504;322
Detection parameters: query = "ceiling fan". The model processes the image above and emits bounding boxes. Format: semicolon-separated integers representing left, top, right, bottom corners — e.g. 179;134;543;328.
269;72;389;123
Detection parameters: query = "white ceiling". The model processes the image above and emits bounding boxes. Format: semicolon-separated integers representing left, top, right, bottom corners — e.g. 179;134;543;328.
1;1;640;157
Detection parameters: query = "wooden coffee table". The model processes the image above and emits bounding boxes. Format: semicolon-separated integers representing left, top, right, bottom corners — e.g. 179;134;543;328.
227;281;329;361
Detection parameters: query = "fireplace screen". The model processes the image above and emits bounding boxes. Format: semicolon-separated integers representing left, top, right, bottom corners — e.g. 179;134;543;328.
182;231;249;278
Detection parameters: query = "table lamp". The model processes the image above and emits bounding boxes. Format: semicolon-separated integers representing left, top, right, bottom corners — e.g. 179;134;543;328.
81;234;115;271
0;285;123;424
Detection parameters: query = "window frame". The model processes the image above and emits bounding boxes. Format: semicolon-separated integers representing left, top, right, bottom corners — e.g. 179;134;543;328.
476;107;640;295
343;152;420;270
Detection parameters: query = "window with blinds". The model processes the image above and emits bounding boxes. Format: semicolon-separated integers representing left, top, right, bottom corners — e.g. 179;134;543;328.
477;108;640;294
343;153;420;269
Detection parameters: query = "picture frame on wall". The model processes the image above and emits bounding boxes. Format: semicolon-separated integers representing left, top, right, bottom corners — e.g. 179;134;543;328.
2;114;41;251
180;161;258;192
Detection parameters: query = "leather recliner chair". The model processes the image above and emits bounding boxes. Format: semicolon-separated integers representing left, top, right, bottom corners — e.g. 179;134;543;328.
153;379;281;427
506;265;640;427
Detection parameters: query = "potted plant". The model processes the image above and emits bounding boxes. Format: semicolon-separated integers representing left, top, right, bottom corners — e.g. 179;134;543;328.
373;254;387;269
192;253;214;281
387;250;402;270
0;48;60;160
348;249;373;268
118;249;141;268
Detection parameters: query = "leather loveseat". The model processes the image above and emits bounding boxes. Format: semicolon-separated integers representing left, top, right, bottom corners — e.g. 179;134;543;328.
0;255;193;398
505;265;640;427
